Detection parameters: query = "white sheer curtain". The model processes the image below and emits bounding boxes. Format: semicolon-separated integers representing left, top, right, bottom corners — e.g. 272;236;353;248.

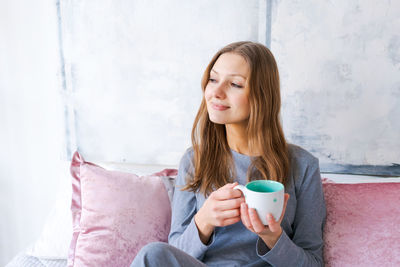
0;0;66;264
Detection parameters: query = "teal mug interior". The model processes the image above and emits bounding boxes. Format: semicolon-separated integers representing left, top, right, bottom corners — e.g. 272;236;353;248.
246;180;284;193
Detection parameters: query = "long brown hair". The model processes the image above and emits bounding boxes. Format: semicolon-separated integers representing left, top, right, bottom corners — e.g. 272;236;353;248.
183;41;290;196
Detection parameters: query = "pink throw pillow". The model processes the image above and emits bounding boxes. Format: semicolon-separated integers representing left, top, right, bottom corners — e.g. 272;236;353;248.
323;182;400;267
68;151;177;267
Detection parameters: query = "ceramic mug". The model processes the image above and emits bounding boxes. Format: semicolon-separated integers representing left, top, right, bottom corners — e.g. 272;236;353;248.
234;180;284;225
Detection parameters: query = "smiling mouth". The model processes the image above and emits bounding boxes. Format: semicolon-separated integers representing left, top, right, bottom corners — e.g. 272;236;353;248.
212;103;230;111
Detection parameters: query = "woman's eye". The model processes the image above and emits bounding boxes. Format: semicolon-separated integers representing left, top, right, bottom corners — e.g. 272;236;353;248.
231;83;243;88
209;78;217;83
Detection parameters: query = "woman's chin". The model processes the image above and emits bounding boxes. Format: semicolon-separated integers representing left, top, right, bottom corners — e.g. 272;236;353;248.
208;115;227;125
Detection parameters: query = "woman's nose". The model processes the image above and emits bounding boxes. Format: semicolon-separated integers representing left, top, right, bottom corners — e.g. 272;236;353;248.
212;83;226;99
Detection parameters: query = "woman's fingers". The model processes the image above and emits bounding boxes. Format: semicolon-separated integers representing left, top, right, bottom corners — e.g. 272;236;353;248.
217;197;245;210
221;216;241;226
212;184;242;200
197;183;245;230
240;193;291;238
211;209;241;227
240;203;253;229
220;208;241;219
266;213;280;232
241;204;256;233
248;208;266;233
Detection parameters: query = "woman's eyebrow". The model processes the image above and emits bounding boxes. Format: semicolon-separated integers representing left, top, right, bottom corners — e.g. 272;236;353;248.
211;69;246;79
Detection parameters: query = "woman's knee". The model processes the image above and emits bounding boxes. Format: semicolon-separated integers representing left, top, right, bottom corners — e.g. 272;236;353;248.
140;242;171;256
131;242;173;266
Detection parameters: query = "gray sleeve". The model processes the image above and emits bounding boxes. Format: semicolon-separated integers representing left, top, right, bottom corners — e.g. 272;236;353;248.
256;158;326;267
168;151;215;260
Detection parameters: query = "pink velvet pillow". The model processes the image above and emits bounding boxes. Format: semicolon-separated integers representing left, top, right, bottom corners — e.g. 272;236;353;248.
68;151;177;267
323;181;400;267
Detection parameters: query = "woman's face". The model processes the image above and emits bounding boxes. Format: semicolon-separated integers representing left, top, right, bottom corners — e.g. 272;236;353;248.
205;52;250;128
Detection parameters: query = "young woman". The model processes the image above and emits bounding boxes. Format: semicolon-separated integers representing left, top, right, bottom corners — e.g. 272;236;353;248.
131;41;326;266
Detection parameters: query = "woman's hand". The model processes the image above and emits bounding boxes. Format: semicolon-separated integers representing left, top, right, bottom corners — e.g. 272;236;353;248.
194;182;245;244
240;193;290;249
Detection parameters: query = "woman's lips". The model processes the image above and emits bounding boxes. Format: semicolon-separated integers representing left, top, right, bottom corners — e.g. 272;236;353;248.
212;103;230;111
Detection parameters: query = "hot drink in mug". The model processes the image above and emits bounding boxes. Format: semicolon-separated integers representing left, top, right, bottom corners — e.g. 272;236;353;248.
234;180;284;225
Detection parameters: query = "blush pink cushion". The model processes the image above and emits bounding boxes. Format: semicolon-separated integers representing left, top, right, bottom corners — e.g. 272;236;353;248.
68;151;177;267
323;182;400;267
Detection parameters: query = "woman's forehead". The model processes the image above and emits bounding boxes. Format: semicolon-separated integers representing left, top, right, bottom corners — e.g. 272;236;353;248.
212;53;249;79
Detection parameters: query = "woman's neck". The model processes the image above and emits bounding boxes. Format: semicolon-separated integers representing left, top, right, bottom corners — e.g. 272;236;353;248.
226;124;251;155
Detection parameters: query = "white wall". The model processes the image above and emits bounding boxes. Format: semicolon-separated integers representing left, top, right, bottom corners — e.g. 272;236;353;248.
0;0;65;264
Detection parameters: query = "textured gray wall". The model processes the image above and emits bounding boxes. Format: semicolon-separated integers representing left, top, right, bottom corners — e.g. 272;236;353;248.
59;0;265;164
271;0;400;175
60;0;400;174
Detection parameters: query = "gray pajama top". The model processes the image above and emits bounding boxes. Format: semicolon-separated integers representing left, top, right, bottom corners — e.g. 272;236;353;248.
168;144;326;267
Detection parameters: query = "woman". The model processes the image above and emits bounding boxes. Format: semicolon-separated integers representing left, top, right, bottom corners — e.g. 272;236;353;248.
131;41;326;266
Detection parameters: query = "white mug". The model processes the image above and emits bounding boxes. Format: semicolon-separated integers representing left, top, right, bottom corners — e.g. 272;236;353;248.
234;180;284;225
